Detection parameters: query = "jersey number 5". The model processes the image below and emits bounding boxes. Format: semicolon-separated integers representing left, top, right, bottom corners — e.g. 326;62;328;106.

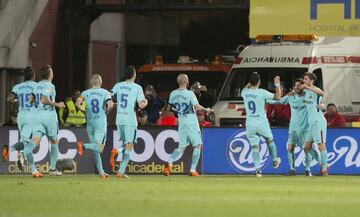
119;94;128;108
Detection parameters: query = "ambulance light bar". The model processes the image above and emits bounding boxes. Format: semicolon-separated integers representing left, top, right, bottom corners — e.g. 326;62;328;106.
256;35;318;43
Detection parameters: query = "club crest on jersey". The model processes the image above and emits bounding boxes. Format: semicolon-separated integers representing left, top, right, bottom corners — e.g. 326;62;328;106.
226;130;270;172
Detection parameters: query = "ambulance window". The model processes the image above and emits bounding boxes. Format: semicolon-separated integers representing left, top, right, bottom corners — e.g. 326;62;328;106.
311;68;323;89
219;68;309;101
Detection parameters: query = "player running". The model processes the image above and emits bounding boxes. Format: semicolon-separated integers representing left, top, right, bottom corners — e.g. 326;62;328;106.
241;72;282;177
267;78;319;176
3;67;37;172
76;74;113;179
302;72;328;176
109;66;148;178
27;65;65;177
163;74;211;177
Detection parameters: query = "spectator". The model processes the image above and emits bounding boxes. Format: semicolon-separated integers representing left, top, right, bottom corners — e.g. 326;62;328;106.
58;89;86;127
266;89;291;126
191;81;211;107
156;109;177;126
197;111;212;127
3;111;17;126
144;85;166;124
324;103;346;127
137;110;153;126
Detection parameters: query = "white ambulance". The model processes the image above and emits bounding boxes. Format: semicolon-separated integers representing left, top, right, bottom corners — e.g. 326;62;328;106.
212;35;360;127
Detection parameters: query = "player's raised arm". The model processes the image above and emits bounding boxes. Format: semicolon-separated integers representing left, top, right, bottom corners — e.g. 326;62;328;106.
244;82;251;89
273;76;282;100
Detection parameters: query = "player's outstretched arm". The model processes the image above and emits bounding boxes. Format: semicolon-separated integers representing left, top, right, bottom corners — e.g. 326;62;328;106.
267;95;288;105
304;85;324;96
41;95;65;109
194;104;212;114
273;76;282;100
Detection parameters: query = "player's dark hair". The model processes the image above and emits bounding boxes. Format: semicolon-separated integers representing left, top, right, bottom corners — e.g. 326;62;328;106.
303;72;317;82
125;66;136;80
294;78;304;84
327;103;336;108
249;72;260;86
39;64;52;80
24;66;35;81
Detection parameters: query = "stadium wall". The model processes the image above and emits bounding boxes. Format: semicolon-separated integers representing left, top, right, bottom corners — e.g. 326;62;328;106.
1;127;359;175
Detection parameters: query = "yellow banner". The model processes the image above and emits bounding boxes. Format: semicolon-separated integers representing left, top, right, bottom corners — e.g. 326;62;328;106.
250;0;360;37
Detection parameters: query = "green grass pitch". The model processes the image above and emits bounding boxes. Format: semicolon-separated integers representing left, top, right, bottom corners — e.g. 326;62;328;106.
1;174;360;217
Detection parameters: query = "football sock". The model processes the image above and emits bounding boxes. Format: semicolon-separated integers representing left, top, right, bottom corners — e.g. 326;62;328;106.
287;150;295;170
116;142;125;154
119;149;130;174
305;152;312;171
93;152;105;174
190;148;201;172
268;142;277;160
309;148;321;164
252;147;261;171
320;149;328;170
50;144;59;170
11;142;24;151
84;143;100;153
23;141;37;173
169;149;183;165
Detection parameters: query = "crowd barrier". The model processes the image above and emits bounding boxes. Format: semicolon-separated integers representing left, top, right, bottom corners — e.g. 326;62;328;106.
1;127;359;175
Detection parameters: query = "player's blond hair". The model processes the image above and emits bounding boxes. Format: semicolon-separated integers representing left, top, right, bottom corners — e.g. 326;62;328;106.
91;74;102;87
177;74;188;85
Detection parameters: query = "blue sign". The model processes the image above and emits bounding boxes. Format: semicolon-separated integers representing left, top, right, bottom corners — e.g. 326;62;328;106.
202;128;360;175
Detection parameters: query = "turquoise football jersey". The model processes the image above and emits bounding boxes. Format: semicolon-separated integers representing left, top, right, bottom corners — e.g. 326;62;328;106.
303;88;326;125
267;94;308;132
241;88;274;127
169;89;198;126
35;80;58;120
111;81;145;126
81;88;111;126
11;81;37;114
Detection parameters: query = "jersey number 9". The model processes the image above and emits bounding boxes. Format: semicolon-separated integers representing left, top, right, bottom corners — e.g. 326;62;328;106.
248;101;256;114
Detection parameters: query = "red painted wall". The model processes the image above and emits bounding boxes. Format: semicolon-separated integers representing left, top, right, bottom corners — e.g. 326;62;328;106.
29;0;70;101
